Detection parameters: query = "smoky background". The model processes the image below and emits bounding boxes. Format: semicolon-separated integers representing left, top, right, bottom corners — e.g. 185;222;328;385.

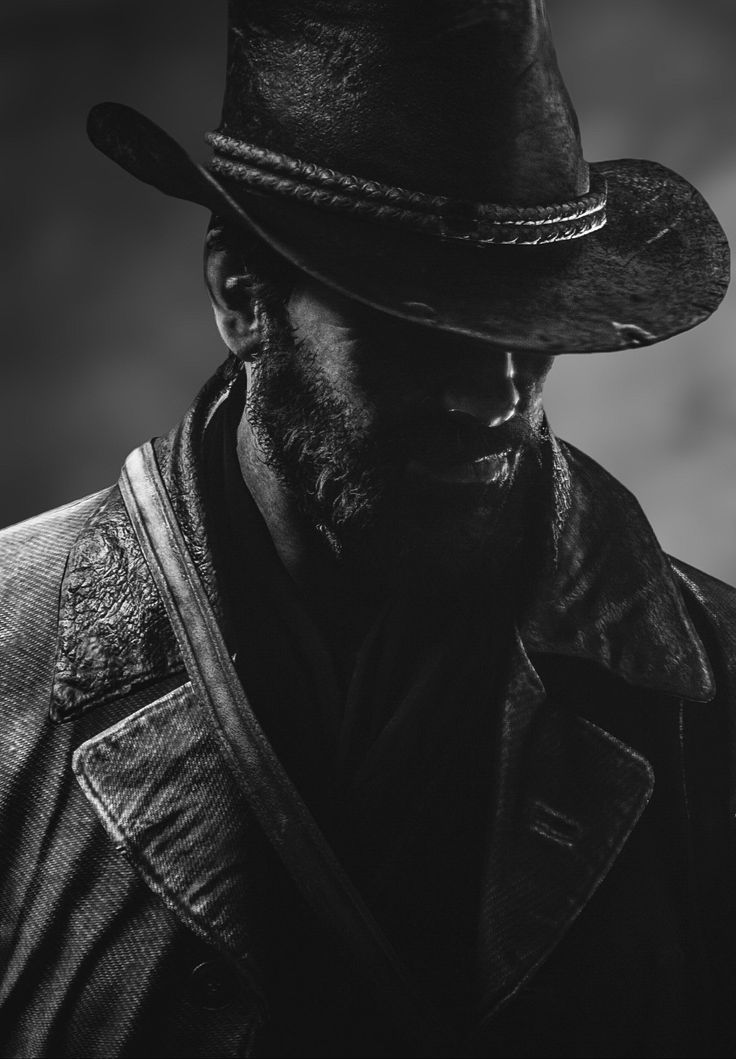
1;0;734;583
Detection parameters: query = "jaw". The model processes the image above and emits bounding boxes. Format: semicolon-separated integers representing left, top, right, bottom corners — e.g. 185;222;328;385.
327;453;543;598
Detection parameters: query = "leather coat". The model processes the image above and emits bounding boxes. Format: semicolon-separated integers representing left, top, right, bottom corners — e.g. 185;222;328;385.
1;362;736;1058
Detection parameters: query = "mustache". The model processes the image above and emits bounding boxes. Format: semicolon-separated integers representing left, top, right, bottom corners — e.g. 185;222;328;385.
392;410;535;465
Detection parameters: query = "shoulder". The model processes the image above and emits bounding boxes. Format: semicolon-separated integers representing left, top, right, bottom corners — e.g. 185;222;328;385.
559;436;736;651
0;490;111;579
0;490;112;695
668;556;736;673
669;555;736;626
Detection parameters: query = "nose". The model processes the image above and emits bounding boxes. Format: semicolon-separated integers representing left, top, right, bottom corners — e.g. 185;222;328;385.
441;351;520;427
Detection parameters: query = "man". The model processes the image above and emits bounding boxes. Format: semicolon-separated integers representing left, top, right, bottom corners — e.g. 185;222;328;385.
0;2;733;1057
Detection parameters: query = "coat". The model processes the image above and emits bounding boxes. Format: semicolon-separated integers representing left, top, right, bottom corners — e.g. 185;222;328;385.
2;362;736;1058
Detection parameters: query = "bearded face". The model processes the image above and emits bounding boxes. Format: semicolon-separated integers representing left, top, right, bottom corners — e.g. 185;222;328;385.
241;277;559;592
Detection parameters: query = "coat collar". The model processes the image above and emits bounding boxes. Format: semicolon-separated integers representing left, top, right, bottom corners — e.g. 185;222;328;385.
520;433;715;702
50;361;238;722
63;359;707;1024
50;361;714;722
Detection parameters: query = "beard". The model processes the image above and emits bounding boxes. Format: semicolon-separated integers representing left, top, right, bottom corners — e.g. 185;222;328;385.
244;307;560;599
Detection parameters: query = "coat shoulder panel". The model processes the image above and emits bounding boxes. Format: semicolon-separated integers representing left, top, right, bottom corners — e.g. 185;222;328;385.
0;489;111;700
0;489;111;589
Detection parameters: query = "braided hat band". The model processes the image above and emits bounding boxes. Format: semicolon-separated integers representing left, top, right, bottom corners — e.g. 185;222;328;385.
206;132;607;246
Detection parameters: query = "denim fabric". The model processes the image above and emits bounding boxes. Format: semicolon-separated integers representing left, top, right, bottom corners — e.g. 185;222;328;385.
1;364;736;1056
0;499;261;1057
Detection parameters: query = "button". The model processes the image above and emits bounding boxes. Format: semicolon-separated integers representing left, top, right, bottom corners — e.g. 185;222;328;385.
188;959;239;1012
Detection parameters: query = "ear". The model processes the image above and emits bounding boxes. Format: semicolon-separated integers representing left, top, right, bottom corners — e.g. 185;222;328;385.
204;228;263;360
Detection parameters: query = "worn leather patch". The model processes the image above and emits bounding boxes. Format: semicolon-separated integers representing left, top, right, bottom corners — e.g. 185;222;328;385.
50;360;243;722
51;486;183;721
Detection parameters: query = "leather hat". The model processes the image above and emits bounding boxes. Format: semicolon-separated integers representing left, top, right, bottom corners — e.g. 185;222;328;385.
88;0;729;354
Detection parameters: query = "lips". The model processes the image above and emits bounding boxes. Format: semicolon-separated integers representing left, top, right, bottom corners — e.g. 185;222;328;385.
402;411;525;471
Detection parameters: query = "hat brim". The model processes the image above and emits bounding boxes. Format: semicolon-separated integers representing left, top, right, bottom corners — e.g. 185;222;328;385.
88;103;729;355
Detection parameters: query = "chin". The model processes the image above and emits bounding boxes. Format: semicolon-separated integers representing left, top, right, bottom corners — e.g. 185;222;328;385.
333;486;527;598
300;446;548;594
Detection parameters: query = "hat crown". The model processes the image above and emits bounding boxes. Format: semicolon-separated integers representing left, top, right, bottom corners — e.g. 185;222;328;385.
220;0;588;205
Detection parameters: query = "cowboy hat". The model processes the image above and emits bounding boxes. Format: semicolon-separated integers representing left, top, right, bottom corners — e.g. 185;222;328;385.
87;0;729;354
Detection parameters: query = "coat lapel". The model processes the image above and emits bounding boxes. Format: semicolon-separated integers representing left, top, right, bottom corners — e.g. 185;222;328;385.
71;636;656;1022
476;634;654;1022
72;680;267;996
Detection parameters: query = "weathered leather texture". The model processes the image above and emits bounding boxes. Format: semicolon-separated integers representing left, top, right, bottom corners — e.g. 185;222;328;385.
88;1;729;355
222;0;585;204
52;486;184;720
51;363;237;721
2;364;736;1056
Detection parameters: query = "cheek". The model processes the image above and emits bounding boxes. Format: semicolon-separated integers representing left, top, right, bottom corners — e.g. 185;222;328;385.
298;335;384;438
310;327;413;426
287;306;374;423
319;343;375;423
345;337;436;421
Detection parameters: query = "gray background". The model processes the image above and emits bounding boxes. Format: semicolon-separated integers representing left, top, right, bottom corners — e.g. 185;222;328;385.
2;1;735;583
